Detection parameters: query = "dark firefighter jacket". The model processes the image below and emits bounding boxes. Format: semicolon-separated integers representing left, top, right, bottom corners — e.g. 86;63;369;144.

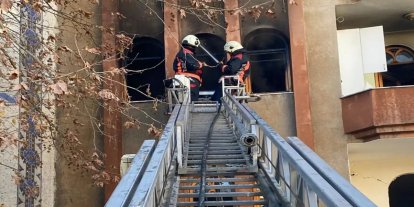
221;49;251;83
173;47;203;82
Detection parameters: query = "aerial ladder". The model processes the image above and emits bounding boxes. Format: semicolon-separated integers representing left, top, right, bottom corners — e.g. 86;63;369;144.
105;75;377;207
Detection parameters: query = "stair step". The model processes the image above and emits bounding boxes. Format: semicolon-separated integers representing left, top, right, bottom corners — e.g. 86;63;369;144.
186;159;247;164
187;154;245;159
179;184;261;190
178;191;263;198
181;166;253;174
180;177;256;183
176;200;267;206
188;146;241;150
188;150;242;155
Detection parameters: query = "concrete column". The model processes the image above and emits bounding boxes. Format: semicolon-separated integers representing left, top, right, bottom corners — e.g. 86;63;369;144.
288;0;315;148
301;0;350;177
305;0;349;178
164;0;180;78
102;0;122;201
224;0;241;42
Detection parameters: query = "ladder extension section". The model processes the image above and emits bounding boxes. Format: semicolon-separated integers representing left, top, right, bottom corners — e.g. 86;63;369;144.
106;92;377;207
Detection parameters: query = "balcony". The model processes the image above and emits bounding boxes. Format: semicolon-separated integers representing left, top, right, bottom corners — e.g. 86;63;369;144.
341;86;414;141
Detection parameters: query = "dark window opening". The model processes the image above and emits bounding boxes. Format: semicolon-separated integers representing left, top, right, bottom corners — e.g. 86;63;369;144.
382;45;414;87
389;174;414;207
124;37;165;101
244;29;290;93
194;33;226;91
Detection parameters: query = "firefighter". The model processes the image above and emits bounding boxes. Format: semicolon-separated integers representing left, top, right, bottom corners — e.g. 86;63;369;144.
211;41;251;102
173;34;205;101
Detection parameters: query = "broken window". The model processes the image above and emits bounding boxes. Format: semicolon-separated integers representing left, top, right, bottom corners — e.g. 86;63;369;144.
124;37;166;101
244;28;291;93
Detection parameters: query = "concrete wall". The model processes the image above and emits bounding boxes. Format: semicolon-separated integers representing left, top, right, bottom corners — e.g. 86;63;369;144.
0;6;19;206
348;138;414;207
119;0;164;41
0;104;18;207
385;30;414;49
303;0;350;178
122;102;170;154
178;0;225;39
247;93;296;138
55;1;104;207
240;0;290;40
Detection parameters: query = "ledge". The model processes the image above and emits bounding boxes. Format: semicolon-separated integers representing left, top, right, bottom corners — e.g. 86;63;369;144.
341;86;414;141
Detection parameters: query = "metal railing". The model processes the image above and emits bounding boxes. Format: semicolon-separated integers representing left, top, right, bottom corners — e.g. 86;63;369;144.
287;137;376;207
222;91;258;167
105;140;156;207
239;102;376;207
125;106;180;207
106;91;377;207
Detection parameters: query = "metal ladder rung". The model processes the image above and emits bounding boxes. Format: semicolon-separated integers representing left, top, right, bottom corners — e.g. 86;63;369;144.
179;184;261;190
179;177;256;183
176;200;267;206
186;159;247;164
178;191;264;198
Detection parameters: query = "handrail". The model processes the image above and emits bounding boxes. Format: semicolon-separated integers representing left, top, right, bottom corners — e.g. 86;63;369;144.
241;103;354;207
105;140;156;207
224;90;256;124
175;102;189;168
127;106;180;207
107;93;376;207
287;137;377;207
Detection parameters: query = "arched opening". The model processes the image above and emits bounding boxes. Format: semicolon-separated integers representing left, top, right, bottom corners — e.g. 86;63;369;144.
194;33;226;92
244;28;291;93
389;174;414;207
124;37;165;101
381;45;414;87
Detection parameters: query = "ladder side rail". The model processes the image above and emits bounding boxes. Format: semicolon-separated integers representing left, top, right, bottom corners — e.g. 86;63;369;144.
105;140;156;207
128;106;181;207
242;104;353;207
223;91;256;124
222;99;249;138
223;92;259;166
287;137;377;207
175;102;190;168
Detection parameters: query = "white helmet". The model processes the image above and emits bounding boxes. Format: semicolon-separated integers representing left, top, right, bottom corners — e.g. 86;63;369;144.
182;35;200;47
224;41;243;53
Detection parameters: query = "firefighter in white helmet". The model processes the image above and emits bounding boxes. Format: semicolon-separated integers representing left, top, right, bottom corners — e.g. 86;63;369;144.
173;35;206;101
211;41;251;102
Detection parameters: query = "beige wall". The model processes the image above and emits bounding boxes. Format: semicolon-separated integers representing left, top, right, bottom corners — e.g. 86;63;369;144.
303;0;350;178
385;30;414;49
348;138;414;207
0;105;18;207
247;93;296;138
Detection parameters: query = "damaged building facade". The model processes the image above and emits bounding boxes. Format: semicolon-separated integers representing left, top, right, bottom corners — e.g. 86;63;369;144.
1;0;413;207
